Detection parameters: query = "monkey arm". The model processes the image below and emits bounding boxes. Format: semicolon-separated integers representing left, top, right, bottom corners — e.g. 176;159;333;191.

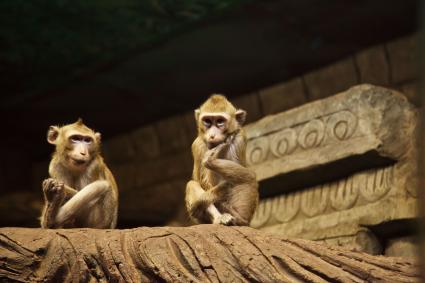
63;185;78;198
40;179;66;229
40;200;62;229
191;137;207;181
206;159;257;185
203;134;256;186
55;180;111;226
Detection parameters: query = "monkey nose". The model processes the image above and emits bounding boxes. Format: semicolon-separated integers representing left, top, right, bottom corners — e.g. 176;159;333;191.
80;151;86;156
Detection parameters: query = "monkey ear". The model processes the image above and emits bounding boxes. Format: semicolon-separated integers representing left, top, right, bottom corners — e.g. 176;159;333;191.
47;126;59;145
95;132;101;143
194;109;201;121
235;109;247;126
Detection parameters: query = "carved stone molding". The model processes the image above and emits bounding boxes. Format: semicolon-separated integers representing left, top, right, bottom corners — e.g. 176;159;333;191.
250;163;408;228
245;85;417;195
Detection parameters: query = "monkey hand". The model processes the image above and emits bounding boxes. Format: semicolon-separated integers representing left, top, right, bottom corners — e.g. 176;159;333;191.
42;178;65;202
203;142;229;168
213;213;235;225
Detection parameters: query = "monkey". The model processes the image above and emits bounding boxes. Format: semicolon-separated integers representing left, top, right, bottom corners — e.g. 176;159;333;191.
40;118;118;229
185;94;259;226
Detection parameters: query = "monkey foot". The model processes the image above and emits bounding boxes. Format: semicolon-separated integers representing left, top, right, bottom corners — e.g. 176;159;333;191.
214;213;235;226
42;178;65;202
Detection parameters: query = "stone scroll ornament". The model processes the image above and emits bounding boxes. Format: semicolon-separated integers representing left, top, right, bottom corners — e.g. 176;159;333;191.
0;225;419;282
247;85;418;231
244;84;417;183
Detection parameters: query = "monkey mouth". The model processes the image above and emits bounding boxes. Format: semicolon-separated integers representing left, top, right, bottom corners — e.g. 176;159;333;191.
71;158;88;166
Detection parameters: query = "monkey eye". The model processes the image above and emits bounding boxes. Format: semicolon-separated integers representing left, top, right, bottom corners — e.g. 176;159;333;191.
216;118;225;127
203;118;212;128
70;135;82;143
83;137;93;144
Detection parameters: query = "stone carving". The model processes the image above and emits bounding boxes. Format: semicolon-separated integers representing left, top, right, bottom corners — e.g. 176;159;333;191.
251;164;399;228
300;185;329;217
327;110;357;141
250;192;301;228
329;178;358;211
269;128;297;157
359;165;393;202
273;192;300;223
246;136;268;165
246;111;357;165
246;85;417;256
297;118;326;149
245;85;416;186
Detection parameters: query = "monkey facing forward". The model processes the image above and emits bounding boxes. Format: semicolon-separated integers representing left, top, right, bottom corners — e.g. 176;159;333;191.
40;119;118;229
185;94;259;226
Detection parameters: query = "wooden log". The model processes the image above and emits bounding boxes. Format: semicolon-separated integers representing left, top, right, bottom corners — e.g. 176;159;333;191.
0;225;419;282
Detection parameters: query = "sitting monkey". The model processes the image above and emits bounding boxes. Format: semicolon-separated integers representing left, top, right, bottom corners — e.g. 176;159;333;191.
185;94;259;225
40;119;118;228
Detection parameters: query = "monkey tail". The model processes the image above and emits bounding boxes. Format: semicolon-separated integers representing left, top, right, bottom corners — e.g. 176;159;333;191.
55;181;109;225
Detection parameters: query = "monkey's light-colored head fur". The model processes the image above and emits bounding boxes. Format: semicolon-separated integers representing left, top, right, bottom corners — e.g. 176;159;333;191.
48;118;101;146
195;94;246;134
199;94;237;114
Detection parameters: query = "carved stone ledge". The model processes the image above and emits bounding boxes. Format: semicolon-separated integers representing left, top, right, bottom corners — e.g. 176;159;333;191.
245;84;417;197
250;163;417;229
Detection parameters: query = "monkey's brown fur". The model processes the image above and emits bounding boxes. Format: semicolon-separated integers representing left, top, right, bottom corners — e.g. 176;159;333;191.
186;95;259;226
40;119;118;229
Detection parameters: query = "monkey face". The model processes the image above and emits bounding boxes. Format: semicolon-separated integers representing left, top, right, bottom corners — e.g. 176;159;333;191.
47;119;101;172
200;114;229;149
195;95;248;149
65;133;97;170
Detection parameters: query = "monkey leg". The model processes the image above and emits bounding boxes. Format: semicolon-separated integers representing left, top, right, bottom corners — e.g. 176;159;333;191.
222;183;259;226
40;178;66;228
185;180;230;224
55;180;110;226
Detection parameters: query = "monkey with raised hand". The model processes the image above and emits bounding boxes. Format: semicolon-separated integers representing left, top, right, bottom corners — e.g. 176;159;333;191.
185;94;259;226
40;119;118;229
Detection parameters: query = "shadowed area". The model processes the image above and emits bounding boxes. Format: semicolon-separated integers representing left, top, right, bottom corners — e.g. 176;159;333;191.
0;0;418;160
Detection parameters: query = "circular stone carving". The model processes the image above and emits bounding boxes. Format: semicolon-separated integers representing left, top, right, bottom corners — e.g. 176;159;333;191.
327;110;357;141
270;128;298;157
297;119;325;149
246;136;269;165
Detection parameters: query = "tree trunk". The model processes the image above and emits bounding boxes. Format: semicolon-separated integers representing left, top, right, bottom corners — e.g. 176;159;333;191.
0;225;419;282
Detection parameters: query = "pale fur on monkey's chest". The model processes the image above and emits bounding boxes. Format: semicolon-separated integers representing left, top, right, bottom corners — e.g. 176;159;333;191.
200;143;240;191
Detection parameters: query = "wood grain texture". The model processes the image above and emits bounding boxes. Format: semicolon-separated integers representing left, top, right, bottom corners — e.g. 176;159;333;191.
0;225;419;282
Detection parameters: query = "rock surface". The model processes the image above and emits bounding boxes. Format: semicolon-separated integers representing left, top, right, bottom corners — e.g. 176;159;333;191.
0;225;419;282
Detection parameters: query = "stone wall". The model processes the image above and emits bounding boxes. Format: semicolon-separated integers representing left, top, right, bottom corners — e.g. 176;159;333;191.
248;84;418;257
30;33;419;234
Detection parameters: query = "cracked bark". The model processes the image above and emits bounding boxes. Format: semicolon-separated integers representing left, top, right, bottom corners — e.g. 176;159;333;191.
0;225;419;282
